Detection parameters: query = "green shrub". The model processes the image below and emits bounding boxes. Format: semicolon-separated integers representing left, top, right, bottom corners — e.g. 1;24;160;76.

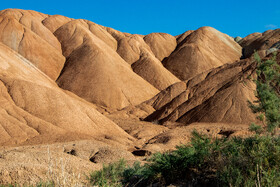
249;123;263;134
88;132;280;186
122;161;150;185
143;131;224;185
145;133;280;186
88;159;127;187
218;135;280;187
251;52;280;132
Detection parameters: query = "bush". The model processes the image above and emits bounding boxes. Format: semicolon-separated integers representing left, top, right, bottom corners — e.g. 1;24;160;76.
88;159;126;187
142;131;223;185
218;135;280;186
251;52;280;132
141;132;280;186
88;132;280;186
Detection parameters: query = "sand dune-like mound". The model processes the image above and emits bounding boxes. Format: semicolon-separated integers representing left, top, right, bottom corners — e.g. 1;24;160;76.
0;9;65;80
175;30;194;44
115;34;179;90
0;42;132;146
116;34;150;65
111;58;258;126
162;26;242;80
145;59;257;125
132;52;180;90
143;33;177;61
55;20;159;109
42;14;73;33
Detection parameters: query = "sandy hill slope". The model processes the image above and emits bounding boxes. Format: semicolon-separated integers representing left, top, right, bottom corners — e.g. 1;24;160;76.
0;42;132;146
150;58;257;124
162;26;242;80
111;58;258;126
0;9;246;111
0;9;180;110
176;30;194;44
54;20;159;109
143;33;177;61
0;9;65;80
111;32;180;90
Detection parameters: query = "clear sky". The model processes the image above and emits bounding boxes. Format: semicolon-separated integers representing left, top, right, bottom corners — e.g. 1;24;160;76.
0;0;279;37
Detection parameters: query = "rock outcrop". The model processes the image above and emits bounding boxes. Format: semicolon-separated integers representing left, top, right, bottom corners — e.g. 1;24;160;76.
240;29;280;58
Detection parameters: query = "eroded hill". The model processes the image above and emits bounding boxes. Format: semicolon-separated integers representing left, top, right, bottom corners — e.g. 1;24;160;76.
0;8;279;185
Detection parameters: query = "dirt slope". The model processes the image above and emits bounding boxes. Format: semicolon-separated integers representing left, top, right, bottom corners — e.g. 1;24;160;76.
114;33;180;90
0;9;65;80
163;26;242;80
143;33;177;61
0;42;132;146
111;58;258;126
55;20;159;109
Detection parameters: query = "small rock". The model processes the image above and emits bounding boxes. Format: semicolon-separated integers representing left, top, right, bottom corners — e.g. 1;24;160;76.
266;47;278;55
234;36;242;43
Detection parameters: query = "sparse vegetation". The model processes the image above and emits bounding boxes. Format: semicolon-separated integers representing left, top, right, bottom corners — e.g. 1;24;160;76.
88;132;280;186
250;52;280;132
0;182;54;187
88;159;126;187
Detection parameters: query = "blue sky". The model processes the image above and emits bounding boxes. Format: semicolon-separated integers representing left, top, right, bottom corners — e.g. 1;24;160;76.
1;0;279;37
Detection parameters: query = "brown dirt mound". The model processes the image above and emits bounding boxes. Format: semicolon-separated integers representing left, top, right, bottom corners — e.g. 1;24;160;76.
0;42;132;146
115;34;180;90
143;33;177;61
0;9;65;80
42;14;73;33
176;30;194;44
111;58;258;126
162;26;242;80
145;59;257;125
55;20;159;110
132;52;180;90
